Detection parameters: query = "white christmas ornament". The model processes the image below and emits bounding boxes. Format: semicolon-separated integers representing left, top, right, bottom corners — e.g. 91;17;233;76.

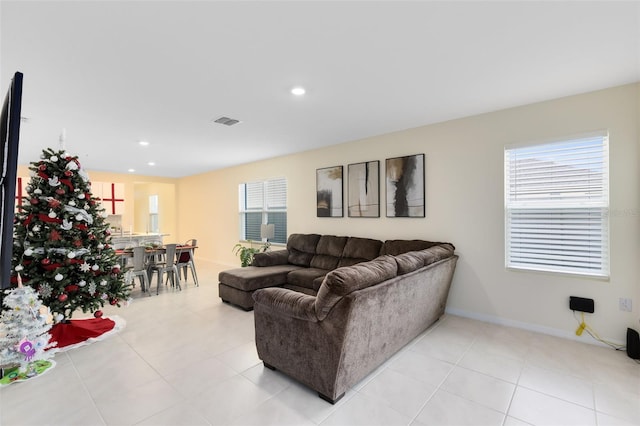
78;168;89;182
100;280;107;287
78;193;85;199
48;210;56;219
78;280;86;287
67;252;75;259
54;313;64;322
68;200;76;207
66;160;78;171
34;188;42;195
97;243;104;250
24;249;33;256
48;177;60;187
91;264;99;271
15;265;24;272
50;155;58;162
54;274;63;281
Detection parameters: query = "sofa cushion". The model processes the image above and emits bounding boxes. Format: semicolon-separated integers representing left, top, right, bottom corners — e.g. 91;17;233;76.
287;233;321;267
287;268;329;291
253;249;289;267
380;239;440;256
219;265;302;292
337;237;383;268
421;244;455;266
394;252;425;275
314;255;398;320
310;235;348;270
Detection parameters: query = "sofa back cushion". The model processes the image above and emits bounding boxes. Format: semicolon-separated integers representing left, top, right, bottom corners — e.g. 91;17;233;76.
310;235;348;270
380;239;444;256
337;237;383;268
395;243;456;274
394;251;426;275
314;255;398;320
287;233;321;267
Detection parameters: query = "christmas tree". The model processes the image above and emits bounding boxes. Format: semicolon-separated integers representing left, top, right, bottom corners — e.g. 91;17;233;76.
9;148;131;321
0;282;55;372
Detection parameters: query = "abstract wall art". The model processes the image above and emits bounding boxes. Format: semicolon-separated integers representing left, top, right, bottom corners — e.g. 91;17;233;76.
385;154;425;217
348;161;379;218
316;165;343;217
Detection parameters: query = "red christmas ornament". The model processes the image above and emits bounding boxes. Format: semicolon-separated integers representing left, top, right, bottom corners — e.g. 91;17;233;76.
64;170;72;177
93;310;103;318
38;164;47;171
65;285;79;292
55;188;65;195
41;258;51;265
58;294;68;302
110;298;118;305
30;198;39;205
48;199;61;208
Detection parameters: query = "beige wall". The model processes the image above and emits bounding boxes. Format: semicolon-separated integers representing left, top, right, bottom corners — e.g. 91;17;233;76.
177;83;639;344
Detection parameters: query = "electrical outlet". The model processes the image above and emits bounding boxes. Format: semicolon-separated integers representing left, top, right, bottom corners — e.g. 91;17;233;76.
619;298;633;312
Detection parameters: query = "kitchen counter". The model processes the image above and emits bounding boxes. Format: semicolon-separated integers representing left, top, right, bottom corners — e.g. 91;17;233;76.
110;233;169;249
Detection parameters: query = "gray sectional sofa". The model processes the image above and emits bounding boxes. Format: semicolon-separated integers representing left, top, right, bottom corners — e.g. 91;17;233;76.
218;233;458;403
218;233;450;309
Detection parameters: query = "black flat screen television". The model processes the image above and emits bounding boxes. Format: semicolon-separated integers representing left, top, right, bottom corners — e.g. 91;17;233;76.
0;71;23;290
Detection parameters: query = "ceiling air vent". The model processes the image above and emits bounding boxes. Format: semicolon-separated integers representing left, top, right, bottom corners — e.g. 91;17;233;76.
212;116;241;126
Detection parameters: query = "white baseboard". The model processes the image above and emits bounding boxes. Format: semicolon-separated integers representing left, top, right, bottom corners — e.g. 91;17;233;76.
445;307;625;348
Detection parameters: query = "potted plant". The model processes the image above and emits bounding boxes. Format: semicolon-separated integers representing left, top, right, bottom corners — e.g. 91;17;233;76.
233;241;271;267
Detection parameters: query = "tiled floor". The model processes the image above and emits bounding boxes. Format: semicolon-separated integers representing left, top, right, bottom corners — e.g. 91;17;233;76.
1;260;638;426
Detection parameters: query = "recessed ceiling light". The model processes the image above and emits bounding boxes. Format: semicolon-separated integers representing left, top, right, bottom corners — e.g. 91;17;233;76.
291;87;306;96
147;161;155;166
139;140;149;146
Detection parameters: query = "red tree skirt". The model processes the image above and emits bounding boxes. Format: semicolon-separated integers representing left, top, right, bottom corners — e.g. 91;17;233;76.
48;316;125;351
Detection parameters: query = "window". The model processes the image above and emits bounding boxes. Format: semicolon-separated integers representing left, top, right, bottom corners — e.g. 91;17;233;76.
504;132;609;277
149;194;159;234
239;178;287;244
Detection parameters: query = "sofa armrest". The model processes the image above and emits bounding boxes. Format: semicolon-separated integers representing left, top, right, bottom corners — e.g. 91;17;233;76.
253;288;318;322
253;249;290;267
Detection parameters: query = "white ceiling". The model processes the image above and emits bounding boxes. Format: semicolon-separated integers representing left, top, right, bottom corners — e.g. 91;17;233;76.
2;1;639;178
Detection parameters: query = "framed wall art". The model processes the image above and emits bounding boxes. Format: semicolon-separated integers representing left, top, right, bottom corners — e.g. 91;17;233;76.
385;154;425;217
316;165;343;217
348;160;379;218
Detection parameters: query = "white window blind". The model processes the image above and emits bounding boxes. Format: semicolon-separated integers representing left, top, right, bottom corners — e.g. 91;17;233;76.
504;132;609;277
239;178;287;244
